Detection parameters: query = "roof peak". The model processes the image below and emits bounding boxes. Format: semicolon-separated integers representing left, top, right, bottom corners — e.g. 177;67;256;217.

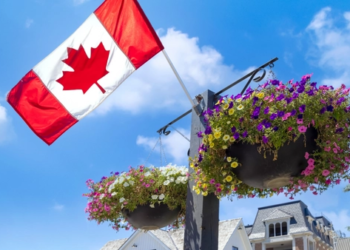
258;200;305;210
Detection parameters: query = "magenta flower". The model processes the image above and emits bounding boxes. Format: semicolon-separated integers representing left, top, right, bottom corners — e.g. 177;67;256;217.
215;183;221;188
145;183;150;188
305;152;309;159
333;148;338;154
313;191;318;195
298;126;307;133
216;188;222;193
209;179;215;184
324;146;331;152
322;169;330;176
335;179;341;184
325;179;331;185
297;119;303;124
307;158;314;165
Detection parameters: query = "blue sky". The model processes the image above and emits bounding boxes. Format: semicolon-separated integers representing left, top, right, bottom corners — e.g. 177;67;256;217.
1;0;350;249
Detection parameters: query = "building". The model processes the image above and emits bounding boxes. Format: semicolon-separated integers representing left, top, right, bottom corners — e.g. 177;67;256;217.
101;218;252;250
247;200;347;250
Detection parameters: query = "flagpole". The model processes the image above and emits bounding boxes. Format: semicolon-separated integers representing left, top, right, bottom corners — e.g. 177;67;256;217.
162;50;200;115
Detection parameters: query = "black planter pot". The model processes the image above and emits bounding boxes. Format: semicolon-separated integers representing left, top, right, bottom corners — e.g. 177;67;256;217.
226;127;319;189
122;203;181;230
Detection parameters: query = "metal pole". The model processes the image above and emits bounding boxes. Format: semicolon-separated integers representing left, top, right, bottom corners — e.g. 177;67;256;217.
162;50;200;115
184;90;219;250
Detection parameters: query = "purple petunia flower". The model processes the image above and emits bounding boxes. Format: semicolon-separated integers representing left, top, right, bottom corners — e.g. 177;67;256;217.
252;96;259;106
277;111;285;117
299;105;306;113
251;106;261;119
242;131;248;138
276;94;285;101
270;113;277;120
198;154;203;162
264;122;272;128
234;132;240;140
262;136;269;144
197;131;203;138
285;97;292;104
291;109;297;116
306;90;314;96
115;172;119;175
297;114;303;119
271;79;279;86
205;109;213;117
257;123;263;131
311;82;317;87
297;85;305;93
264;107;270;114
273;126;279;131
336;128;344;133
327;105;334;112
228;101;233;109
235;94;242;99
292;92;299;99
205;126;212;135
239;117;244;123
231;126;237;133
336;97;345;105
320;107;326;114
289;87;294;93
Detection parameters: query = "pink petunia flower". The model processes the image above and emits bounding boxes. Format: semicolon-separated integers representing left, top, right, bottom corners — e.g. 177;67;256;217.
305;152;309;159
322;169;330;176
210;179;215;184
314;177;319;183
307;158;314;165
335;179;341;184
288;127;293;131
333;148;338;154
330;164;335;170
309;185;315;191
313;191;318;195
297;119;304;124
324;147;331;152
298;126;307;133
325;179;331;185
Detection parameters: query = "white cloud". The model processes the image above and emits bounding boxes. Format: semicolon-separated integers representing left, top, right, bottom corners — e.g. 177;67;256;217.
323;210;350;233
73;0;88;5
53;202;64;211
306;7;350;87
0;103;15;144
136;127;190;165
95;28;247;115
25;19;33;28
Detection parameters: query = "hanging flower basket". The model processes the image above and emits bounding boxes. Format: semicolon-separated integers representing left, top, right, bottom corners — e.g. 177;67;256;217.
84;164;188;231
190;74;350;199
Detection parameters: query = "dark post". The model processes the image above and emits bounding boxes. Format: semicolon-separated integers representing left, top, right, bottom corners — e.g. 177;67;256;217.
184;90;220;250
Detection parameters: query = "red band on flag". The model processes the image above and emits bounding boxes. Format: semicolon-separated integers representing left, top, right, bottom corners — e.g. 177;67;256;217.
94;0;164;69
7;70;78;145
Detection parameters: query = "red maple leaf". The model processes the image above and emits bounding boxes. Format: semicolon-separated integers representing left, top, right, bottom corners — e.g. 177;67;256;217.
57;42;109;94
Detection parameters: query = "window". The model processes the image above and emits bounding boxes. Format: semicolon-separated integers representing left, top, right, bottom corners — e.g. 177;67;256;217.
269;224;274;237
268;221;289;237
232;247;238;250
276;223;281;236
282;222;288;235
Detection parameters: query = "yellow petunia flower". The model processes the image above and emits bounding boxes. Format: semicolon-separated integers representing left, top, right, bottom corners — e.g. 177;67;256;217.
202;183;208;189
230;137;235;142
231;185;236;190
223;135;230;141
190;163;194;168
222;145;228;149
236;98;242;103
237;104;244;110
202;138;208;144
231;162;239;168
223;103;229;110
228;109;235;115
208;134;213;141
195;189;201;195
214;131;221;139
210;142;215;148
227;157;232;162
225;175;233;182
256;92;265;99
202;191;208;196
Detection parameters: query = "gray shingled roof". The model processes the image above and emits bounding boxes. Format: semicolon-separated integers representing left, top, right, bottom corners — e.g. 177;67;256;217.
101;218;242;250
336;237;350;250
100;239;127;250
249;200;333;247
262;208;293;221
245;225;253;236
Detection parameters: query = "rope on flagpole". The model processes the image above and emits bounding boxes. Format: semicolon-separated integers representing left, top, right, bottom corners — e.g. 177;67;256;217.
162;50;200;115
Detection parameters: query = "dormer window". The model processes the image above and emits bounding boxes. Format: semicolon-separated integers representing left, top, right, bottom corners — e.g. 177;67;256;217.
267;221;289;237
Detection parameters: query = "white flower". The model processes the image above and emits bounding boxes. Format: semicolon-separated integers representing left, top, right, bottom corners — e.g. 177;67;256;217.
118;177;125;184
123;182;130;187
111;192;117;196
163;180;170;185
151;195;158;199
159;194;165;200
150;204;155;208
169;177;175;182
99;187;103;191
175;179;181;184
119;197;125;203
129;180;134;186
126;176;131;180
100;194;105;199
144;172;151;177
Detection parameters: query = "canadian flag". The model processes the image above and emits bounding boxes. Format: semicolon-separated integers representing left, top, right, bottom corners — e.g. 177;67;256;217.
7;0;163;145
